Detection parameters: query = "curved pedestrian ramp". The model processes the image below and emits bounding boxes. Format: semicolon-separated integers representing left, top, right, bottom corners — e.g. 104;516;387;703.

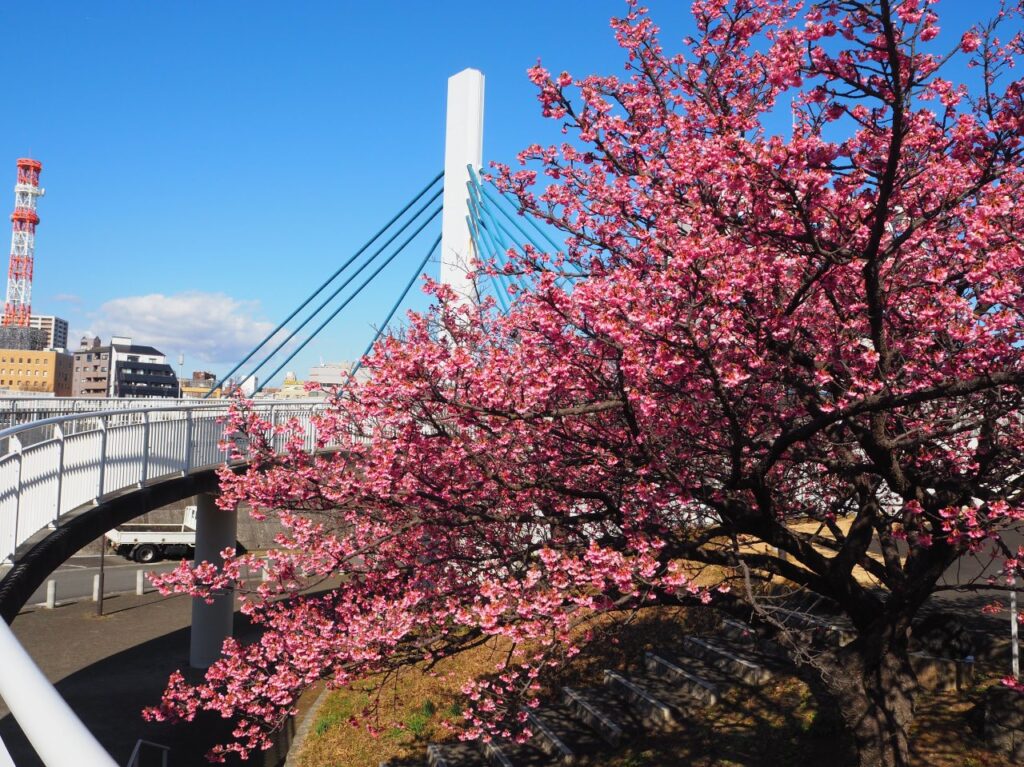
0;398;327;568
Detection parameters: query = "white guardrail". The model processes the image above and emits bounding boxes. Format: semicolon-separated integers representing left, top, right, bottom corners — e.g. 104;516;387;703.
0;397;329;767
0;398;328;564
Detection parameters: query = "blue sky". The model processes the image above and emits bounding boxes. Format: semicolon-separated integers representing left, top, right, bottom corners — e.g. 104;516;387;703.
0;1;1003;385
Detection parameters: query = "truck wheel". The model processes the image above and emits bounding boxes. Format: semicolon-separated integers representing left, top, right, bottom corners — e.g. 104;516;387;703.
133;544;159;564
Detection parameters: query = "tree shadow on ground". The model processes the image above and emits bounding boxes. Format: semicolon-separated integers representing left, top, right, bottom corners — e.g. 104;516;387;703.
532;606;1014;767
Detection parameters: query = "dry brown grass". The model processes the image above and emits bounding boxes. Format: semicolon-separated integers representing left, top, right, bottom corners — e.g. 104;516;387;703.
296;637;512;767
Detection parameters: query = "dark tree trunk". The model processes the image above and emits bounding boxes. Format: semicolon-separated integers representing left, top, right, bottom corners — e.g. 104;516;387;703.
822;622;917;767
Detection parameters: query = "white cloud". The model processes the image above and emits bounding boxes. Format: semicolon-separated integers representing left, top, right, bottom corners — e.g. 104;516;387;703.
87;291;275;367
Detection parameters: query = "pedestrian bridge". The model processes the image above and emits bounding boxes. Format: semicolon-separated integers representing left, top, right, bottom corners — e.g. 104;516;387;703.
0;397;327;569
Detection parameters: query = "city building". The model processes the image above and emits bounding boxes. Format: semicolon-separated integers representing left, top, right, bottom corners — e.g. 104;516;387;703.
274;372;310;400
72;336;110;397
29;315;68;350
308;361;352;387
308;360;369;389
0;348;73;395
108;336;178;398
71;335;180;398
180;370;221;398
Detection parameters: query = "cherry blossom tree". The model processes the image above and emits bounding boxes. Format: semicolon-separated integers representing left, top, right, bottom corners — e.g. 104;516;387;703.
148;2;1024;766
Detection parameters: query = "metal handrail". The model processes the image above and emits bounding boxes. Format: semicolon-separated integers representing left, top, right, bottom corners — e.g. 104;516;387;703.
126;739;169;767
0;398;327;443
0;619;117;765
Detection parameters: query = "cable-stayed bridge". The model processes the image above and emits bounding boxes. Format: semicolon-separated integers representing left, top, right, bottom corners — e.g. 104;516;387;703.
0;68;558;767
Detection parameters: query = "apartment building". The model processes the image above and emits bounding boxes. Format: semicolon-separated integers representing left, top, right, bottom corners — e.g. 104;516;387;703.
107;336;178;398
72;335;179;398
72;336;110;397
0;349;73;396
28;315;69;350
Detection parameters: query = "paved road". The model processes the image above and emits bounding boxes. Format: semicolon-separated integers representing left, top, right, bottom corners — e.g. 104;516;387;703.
0;588;283;766
24;555;185;605
2;552;266;608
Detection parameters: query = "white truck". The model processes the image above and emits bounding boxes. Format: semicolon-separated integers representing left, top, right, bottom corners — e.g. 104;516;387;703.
105;505;198;563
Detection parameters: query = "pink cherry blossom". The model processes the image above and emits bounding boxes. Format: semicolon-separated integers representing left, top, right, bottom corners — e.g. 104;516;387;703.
150;3;1024;766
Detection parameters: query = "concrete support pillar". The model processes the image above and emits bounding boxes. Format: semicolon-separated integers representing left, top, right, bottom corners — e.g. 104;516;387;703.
440;68;485;308
189;492;236;669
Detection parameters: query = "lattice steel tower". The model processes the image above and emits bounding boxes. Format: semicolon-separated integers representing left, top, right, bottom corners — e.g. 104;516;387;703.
3;158;44;327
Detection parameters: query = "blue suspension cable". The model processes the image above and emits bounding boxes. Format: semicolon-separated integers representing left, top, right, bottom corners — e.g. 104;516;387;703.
259;229;444;391
468;169;581;288
470;185;528;279
472;178;576;291
465;214;510;313
241;194;443;389
495;187;564;254
467;167;553;259
481;224;520;307
207;170;443;397
470;184;530;306
350;237;440;379
466;192;515;311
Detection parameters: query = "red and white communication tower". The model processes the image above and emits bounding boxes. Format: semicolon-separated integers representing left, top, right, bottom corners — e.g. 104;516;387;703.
3;158;43;327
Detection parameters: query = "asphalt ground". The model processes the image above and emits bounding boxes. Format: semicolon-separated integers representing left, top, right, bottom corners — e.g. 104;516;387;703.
0;588;284;767
21;556;183;606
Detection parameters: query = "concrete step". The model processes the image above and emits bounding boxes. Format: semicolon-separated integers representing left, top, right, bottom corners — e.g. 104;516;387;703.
696;635;792;674
526;702;604;762
483;737;557;767
561;686;644;747
765;606;855;647
609;666;727;725
603;669;678;728
718;616;759;645
681;636;773;685
644;651;720;706
428;742;490;767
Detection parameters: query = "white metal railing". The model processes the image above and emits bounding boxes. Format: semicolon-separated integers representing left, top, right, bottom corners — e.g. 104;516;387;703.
126;739;169;767
0;397;330;767
0;398;328;565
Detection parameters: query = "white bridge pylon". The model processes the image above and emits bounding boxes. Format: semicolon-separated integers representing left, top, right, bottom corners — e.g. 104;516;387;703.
440;67;484;307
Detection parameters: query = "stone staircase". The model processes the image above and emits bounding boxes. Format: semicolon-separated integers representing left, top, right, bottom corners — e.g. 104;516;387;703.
382;622;782;767
376;596;1005;766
